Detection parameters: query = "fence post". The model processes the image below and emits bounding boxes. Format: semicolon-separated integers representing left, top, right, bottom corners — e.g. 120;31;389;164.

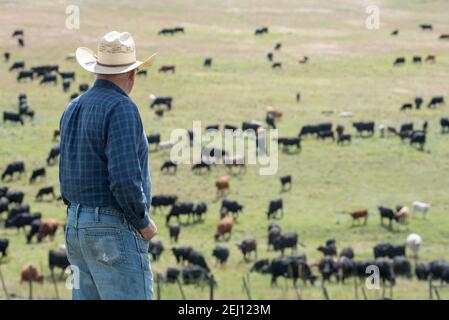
354;277;358;300
429;278;433;300
209;275;214;300
176;278;186;300
242;276;252;300
28;268;33;300
50;269;60;300
156;273;161;300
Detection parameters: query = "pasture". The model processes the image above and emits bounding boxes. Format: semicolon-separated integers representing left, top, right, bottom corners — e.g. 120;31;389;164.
0;0;449;299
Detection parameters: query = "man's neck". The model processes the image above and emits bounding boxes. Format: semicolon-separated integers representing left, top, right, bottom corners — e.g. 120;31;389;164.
96;76;129;95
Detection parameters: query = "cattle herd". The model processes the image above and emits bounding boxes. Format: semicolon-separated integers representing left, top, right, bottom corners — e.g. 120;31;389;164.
0;18;448;300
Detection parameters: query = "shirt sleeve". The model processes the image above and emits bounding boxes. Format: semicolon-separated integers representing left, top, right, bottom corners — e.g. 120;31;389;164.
105;100;149;230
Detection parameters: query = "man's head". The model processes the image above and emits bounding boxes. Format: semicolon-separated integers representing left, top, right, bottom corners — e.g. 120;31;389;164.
96;69;137;95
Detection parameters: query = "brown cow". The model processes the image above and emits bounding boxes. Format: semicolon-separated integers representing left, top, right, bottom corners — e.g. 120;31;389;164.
425;55;436;63
215;175;230;197
214;216;234;241
266;106;283;119
20;264;44;283
395;206;409;225
37;218;59;242
159;65;176;73
349;210;368;225
53;129;60;141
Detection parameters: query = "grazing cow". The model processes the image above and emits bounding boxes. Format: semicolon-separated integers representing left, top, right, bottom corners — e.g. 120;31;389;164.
277;137;301;151
159;65;175;73
406;233;422;258
274;42;282;51
40;74;57;85
400;103;413;111
165;267;180;283
20;265;44;283
220;199;243;219
255;27;269;35
349;209;368;225
62;80;71;92
49;248;70;276
182;265;212;285
272;62;282;69
395;205;409;224
427;96;445;108
250;259;270;273
5;191;25;204
296;92;301;102
79;83;89;92
410;131;426;150
29;167;46;183
9;61;25;71
17;70;34;82
411;201;431;217
265;114;276;129
35;219;59;242
267;52;273;61
428;260;449;281
298;56;309;64
319;256;338;282
1;161;25;181
148;240;164;262
412;56;422;64
236;238;257;261
36;186;55;201
440;117;449;133
212;245;229;265
375;258;396;286
70;93;79;100
425;55;436;63
8;204;30;219
4;52;11;61
299;124;319;137
215;176;230;197
267;256;316;286
267;198;283;219
267;223;281;250
0;198;9;215
137;69;147;77
166;202;195;224
415;263;430;280
379;206;399;227
353;121;375;136
439;34;449;40
204;57;212;67
393;256;412;278
149;96;172;110
336;256;356;283
373;242;406;259
151;195;177;212
47;146;60;165
419;24;433;31
5;212;41;231
3;112;24;125
280;175;292;191
192;202;207;220
339;247;355;259
273;232;298;255
214;216;234;241
168;222;180;242
317;243;337;257
242;121;261;133
317;130;335;141
172;246;193;264
158;28;176;35
0;239;9;257
400;122;413;134
415;97;423;109
192;161;211;173
147;133;161;149
58;71;75;81
187;249;210;272
391;30;399;36
393;57;405;66
160;160;177;173
18;38;25;47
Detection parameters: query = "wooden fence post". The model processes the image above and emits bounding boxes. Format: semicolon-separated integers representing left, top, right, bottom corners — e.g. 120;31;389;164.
50;270;60;300
209;275;215;300
176;278;186;300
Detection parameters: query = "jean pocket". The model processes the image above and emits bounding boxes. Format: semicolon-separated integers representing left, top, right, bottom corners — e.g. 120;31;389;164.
84;228;126;267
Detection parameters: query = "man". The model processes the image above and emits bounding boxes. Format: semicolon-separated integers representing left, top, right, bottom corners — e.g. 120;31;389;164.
59;31;158;300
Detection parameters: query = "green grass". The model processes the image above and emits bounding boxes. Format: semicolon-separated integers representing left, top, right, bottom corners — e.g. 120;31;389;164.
0;0;449;300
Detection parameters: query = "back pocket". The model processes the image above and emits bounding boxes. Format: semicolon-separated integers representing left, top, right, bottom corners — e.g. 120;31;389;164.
84;228;126;267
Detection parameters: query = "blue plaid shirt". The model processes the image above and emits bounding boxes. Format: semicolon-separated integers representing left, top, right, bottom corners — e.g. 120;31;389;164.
59;79;151;230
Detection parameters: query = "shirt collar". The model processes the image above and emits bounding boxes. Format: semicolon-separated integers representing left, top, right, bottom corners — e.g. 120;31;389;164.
93;79;128;97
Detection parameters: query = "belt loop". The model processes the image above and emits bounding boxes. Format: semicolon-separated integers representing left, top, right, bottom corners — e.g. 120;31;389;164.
95;207;100;223
75;204;80;228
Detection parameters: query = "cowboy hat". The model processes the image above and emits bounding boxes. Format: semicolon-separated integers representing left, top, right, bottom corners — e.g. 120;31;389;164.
76;31;157;75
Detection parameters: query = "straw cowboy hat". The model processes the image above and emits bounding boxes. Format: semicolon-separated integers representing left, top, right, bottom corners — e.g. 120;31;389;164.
76;31;157;75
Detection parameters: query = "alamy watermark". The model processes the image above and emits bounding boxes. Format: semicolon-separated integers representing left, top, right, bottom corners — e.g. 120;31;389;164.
65;5;80;30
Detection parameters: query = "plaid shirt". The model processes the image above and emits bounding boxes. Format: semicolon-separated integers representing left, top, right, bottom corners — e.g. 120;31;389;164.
59;79;151;230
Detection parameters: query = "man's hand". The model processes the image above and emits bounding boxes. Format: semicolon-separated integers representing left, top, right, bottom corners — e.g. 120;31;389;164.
139;219;157;240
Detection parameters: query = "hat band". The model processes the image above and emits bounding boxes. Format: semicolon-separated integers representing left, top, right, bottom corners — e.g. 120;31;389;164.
96;60;137;67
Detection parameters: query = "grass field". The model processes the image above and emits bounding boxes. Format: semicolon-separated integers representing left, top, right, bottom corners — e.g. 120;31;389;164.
0;0;448;300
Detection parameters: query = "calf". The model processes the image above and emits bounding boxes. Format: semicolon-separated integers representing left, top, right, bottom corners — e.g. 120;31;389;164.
280;175;292;191
0;239;9;257
267;198;283;219
236;238;257;261
148;240;164;261
3;112;23;125
1;161;25;181
35;186;55;201
168;222;180;242
349;209;368;225
317;130;335;141
29;167;46;183
425;55;436;63
47;146;60;165
214;216;234;241
212;245;229;265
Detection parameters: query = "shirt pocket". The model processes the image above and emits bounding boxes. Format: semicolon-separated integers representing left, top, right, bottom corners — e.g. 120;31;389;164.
84;228;126;267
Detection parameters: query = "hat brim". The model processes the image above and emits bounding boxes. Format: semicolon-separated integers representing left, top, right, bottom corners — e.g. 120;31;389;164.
76;47;157;75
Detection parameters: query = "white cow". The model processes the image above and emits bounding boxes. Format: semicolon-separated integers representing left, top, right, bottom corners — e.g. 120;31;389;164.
412;201;431;217
406;233;422;258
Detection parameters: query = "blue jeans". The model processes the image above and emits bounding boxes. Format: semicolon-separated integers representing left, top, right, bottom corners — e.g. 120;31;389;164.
65;203;153;300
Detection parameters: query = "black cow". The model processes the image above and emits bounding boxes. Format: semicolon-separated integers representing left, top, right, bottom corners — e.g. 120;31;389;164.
70;93;79;100
299;125;319;137
193;202;207;220
393;256;412;278
165;267;180;283
353;121;375;136
267;256;316;286
150;97;172;110
58;71;75;80
0;198;9;215
3;112;23;125
168;222;180;242
373;242;406;259
9;61;25;71
5;191;24;204
147;134;161;149
8;204;30;220
62;80;71;93
400;103;413;111
17;70;34;82
172;246;193;264
265;114;276;129
250;259;271;273
148;240;164;261
441;117;449;133
393;57;405;66
267;52;273;61
378;206;398;227
410;131;426;150
212;245;229;265
47;146;60;165
191;161;211;173
272;62;282;69
236;238;257;261
182;265;213;285
428;96;445;108
273;232;298;255
317;130;335;141
336;256;355;283
0;187;8;197
166;202;195;224
220;199;243;219
40;74;57;85
224;124;238;132
339;247;355;259
2;161;25;181
267;198;283;219
187;249;210;272
158;28;176;35
79;83;89;92
137;69;147;77
18;38;25;47
280;175;292;191
415;97;423;109
160;160;177;173
36;186;55;201
151;195;177;212
391;30;399;36
415;262;431;280
255;27;269;35
0;239;9;257
49;249;70;277
204;57;212;67
267;223;281;250
419;24;433;31
412;56;422;64
277;137;301;151
29;167;46;183
241;121;261;133
375;258;396;286
4;52;10;61
5;212;41;230
428;260;449;281
319;256;338;282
